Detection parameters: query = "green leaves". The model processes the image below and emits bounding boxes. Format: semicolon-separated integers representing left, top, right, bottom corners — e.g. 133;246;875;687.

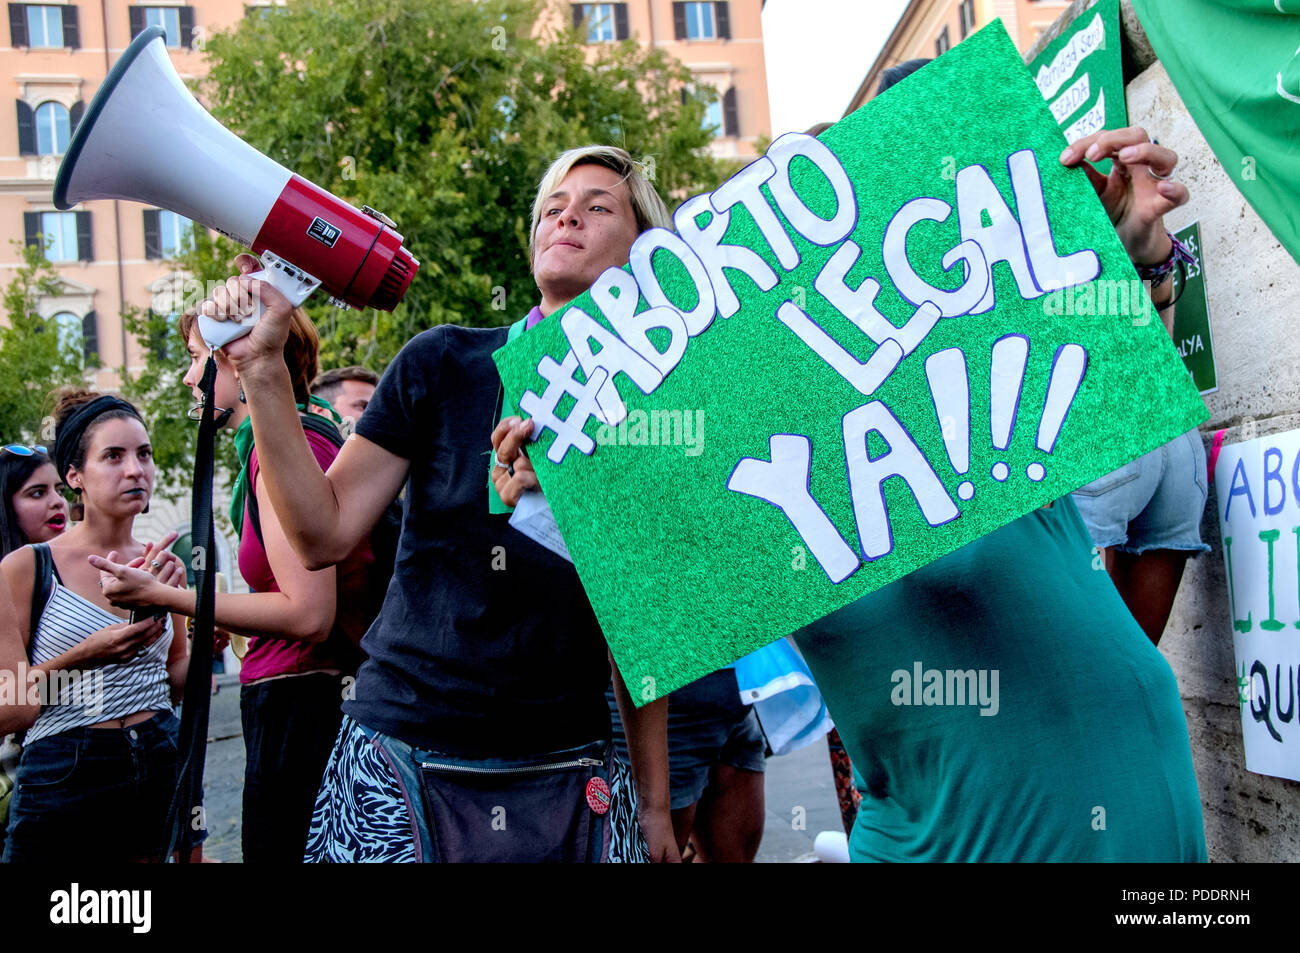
0;243;85;445
190;0;735;367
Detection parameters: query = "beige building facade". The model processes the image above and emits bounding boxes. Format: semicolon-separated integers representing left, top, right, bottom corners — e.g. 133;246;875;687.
845;0;1071;114
3;1;768;397
543;1;770;160
0;1;269;391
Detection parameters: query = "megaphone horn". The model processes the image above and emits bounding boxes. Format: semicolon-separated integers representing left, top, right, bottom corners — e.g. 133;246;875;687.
55;26;419;347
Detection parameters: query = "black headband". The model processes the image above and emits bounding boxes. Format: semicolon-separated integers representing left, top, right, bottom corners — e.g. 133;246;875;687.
54;396;142;484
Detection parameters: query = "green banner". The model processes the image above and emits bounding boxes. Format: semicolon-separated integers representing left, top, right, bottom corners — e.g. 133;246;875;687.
1028;0;1127;174
1170;221;1217;394
494;22;1207;704
1133;0;1300;266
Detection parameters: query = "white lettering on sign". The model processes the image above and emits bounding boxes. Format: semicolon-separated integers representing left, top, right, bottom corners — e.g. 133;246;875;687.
1048;72;1091;123
1035;13;1104;100
1063;89;1107;145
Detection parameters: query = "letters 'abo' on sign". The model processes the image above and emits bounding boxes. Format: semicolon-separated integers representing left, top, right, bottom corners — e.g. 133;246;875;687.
494;21;1207;704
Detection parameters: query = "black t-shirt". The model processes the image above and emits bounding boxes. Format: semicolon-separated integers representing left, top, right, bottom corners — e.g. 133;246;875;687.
345;324;612;756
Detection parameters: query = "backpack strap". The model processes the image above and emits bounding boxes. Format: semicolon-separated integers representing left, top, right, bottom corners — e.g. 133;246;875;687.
29;542;57;643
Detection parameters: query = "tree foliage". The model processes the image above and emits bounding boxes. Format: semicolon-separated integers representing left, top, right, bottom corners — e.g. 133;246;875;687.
0;243;87;445
118;0;737;488
195;0;736;367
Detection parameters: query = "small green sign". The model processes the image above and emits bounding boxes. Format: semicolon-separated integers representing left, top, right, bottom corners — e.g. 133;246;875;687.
494;22;1207;704
1027;0;1127;174
1169;221;1217;394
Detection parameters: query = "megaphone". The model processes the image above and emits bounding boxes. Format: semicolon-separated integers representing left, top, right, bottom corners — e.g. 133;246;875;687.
54;26;418;348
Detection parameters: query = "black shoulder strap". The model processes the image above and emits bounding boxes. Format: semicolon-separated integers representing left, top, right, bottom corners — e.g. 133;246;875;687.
247;412;345;546
29;542;56;640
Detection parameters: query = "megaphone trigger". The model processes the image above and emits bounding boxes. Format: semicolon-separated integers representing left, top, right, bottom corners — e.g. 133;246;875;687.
198;251;322;349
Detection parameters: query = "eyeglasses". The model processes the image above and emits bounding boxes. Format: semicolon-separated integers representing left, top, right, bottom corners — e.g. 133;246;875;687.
2;444;48;457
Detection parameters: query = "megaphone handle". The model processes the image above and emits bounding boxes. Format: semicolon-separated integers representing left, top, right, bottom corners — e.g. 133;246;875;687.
198;251;321;349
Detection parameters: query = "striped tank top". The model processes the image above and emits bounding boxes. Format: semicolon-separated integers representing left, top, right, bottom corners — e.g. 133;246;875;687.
25;545;174;745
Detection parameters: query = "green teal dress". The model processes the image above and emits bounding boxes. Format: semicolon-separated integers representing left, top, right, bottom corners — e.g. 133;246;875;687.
792;497;1207;862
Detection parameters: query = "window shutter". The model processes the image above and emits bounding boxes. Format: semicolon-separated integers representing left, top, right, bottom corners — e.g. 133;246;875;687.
82;311;98;365
614;3;628;40
16;99;36;155
129;6;145;39
672;2;686;39
75;210;93;260
62;5;79;48
722;86;738;137
23;211;41;250
69;100;84;136
571;3;583;31
180;6;195;47
714;2;730;40
8;4;26;47
143;209;161;259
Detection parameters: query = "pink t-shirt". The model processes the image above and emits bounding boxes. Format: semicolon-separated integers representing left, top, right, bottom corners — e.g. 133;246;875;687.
237;429;366;683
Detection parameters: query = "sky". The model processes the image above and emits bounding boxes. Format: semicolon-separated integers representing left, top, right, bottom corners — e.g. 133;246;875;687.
762;0;911;136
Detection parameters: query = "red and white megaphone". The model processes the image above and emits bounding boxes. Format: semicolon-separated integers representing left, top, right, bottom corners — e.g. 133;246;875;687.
54;26;418;348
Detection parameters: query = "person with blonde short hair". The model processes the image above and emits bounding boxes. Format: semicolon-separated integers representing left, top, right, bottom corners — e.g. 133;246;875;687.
197;145;679;863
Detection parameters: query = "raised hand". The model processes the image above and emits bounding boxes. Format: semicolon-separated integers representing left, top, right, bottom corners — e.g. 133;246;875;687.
80;616;168;665
1060;126;1189;266
197;253;296;370
490;416;541;507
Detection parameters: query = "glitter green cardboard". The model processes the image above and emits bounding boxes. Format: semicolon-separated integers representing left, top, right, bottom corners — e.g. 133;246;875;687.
494;21;1208;705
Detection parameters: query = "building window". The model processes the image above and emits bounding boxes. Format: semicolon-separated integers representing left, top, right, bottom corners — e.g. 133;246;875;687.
703;98;722;136
160;210;190;258
52;311;82;362
685;2;713;38
129;6;195;48
959;0;976;39
935;25;951;56
34;102;70;155
586;3;613;42
25;5;62;46
143;209;192;259
572;3;627;42
672;2;729;41
146;6;180;46
40;212;79;262
25;210;90;261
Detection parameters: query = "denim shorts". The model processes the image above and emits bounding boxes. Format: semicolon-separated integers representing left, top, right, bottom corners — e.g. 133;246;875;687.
2;711;181;862
608;668;767;812
1071;428;1212;556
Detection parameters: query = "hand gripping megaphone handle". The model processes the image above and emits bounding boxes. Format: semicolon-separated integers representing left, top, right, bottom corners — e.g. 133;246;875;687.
197;250;322;350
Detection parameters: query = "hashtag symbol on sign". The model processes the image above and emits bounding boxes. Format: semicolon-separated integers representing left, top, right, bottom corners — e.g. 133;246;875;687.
518;352;611;464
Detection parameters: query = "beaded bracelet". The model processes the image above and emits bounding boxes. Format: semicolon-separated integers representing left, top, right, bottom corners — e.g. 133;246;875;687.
1136;231;1195;308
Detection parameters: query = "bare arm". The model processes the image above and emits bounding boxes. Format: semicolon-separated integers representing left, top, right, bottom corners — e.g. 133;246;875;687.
610;654;680;863
0;573;37;734
93;479;338;643
0;549;166;731
201;255;409;568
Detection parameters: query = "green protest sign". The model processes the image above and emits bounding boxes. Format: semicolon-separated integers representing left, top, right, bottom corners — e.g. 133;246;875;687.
494;21;1207;704
1028;0;1127;174
1169;221;1217;394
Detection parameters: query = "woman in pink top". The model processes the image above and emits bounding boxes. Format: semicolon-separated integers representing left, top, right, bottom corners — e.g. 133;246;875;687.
94;308;364;863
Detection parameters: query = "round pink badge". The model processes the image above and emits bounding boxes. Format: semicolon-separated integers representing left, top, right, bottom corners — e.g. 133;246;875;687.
586;776;611;815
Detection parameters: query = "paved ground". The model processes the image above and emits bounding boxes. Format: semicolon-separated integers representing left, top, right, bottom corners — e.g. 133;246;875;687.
200;675;845;863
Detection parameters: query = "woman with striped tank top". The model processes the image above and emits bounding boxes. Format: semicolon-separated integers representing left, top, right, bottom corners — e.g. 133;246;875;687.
0;389;190;862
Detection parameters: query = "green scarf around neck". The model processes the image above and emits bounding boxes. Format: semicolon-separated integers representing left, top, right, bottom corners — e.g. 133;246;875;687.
229;395;341;539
